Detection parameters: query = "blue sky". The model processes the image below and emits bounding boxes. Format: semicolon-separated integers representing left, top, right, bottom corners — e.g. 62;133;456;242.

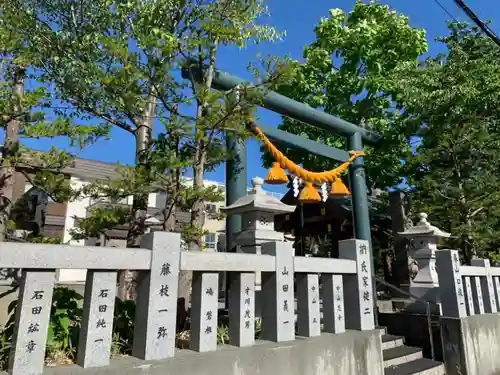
13;0;500;194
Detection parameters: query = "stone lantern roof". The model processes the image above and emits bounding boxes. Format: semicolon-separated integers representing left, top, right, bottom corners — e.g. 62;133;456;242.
220;177;295;216
398;213;450;238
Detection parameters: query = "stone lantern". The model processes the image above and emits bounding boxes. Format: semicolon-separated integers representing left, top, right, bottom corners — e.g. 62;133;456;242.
221;177;295;317
398;212;450;312
221;177;296;253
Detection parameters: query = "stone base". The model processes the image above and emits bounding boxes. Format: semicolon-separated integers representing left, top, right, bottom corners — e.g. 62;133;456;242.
408;285;440;303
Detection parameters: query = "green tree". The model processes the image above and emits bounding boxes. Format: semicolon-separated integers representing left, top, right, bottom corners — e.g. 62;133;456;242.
12;1;294;323
397;22;500;263
266;0;427;191
0;3;108;241
8;0;197;299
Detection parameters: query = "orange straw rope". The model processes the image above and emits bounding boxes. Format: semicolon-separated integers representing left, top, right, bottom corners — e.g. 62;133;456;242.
248;118;365;183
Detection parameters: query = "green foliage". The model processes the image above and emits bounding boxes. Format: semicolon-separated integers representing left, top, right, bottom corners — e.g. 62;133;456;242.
2;0;295;248
111;299;136;354
0;0;109;241
70;206;131;241
396;22;500;263
268;0;428;191
0;287;137;369
46;288;83;357
0;300;17;369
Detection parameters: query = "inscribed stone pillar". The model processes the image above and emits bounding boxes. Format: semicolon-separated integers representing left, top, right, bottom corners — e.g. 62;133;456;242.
338;239;374;331
435;250;467;318
261;241;295;342
133;232;181;360
228;272;255;347
77;270;117;368
9;270;55;375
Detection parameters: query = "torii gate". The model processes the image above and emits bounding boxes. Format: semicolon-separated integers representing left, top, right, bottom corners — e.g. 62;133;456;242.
182;65;381;321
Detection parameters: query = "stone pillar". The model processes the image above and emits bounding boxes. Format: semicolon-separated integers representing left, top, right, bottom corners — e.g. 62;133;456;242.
9;270;55;375
435;250;467;318
228;272;255;347
77;270;117;368
339;239;375;331
261;241;295;342
132;232;181;360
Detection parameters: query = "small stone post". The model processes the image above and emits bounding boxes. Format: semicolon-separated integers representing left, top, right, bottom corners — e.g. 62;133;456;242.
338;239;374;331
228;272;256;347
494;276;500;311
471;259;497;313
190;272;219;352
296;273;321;337
322;274;345;334
463;276;475;315
471;276;485;314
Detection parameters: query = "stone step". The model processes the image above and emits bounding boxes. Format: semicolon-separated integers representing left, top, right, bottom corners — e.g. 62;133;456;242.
382;334;404;350
384;358;445;375
377;326;388;335
383;345;423;367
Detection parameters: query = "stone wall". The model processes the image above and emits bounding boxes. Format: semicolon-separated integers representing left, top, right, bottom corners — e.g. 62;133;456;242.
31;331;384;375
441;314;500;375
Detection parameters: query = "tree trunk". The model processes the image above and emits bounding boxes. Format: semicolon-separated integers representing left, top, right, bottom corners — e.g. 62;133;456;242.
177;46;218;330
118;94;156;300
0;67;25;242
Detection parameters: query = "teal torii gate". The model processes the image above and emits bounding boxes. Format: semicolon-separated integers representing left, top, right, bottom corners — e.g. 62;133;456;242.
182;66;381;321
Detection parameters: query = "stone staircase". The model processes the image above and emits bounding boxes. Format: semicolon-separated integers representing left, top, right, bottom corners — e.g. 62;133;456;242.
381;328;444;375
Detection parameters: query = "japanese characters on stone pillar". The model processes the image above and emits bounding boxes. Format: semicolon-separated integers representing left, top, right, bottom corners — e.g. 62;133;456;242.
338;239;374;331
190;272;219;352
261;241;295;342
133;232;180;360
435;250;467;318
398;213;451;311
471;259;497;313
228;272;255;347
221;177;295;318
296;273;321;337
9;270;55;375
494;276;500;311
77;270;117;368
464;276;475;315
322;274;345;334
471;276;485;314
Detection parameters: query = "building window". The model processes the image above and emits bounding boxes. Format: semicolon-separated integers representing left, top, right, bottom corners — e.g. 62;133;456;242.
205;203;217;214
204;233;217;249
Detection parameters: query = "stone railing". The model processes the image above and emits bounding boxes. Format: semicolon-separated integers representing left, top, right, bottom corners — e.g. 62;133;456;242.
0;233;375;375
436;250;500;318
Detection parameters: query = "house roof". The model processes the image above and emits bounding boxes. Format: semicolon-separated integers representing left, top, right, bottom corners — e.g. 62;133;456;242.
63;158;122;180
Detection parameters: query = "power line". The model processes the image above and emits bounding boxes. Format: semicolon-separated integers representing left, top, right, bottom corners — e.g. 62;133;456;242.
432;0;459;22
454;0;500;48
